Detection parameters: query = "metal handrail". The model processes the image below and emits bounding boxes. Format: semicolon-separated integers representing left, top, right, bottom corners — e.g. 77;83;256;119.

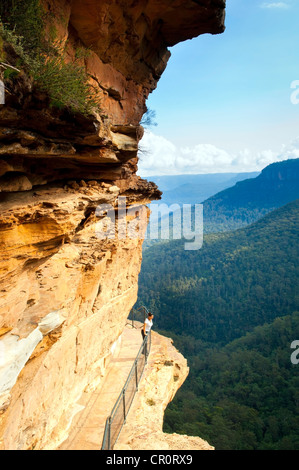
127;305;150;328
101;330;152;450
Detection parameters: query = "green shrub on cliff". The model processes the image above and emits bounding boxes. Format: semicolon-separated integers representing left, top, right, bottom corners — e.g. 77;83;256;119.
0;0;45;54
0;0;99;115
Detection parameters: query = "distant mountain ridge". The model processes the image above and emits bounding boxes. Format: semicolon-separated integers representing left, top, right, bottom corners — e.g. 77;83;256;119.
143;159;299;247
145;172;259;206
203;158;299;232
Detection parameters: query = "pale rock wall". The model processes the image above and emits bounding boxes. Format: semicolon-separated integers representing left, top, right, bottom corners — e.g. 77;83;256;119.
0;183;150;449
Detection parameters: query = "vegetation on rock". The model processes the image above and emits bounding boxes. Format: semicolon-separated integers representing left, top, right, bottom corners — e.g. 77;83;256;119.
0;0;99;115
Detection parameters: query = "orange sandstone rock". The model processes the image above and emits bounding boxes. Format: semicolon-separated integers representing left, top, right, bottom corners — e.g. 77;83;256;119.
0;0;225;449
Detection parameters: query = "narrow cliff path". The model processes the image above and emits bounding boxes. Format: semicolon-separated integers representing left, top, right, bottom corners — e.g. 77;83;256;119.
58;323;143;450
56;321;213;451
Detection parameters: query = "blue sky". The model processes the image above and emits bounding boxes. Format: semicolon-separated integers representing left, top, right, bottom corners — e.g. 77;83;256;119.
138;0;299;176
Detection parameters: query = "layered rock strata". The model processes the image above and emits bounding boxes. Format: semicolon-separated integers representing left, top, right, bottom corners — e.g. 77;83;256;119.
0;0;225;449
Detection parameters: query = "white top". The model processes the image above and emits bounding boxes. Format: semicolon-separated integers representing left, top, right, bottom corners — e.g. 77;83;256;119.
144;318;153;333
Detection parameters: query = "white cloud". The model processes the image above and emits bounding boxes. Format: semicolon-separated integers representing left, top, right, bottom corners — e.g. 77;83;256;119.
278;136;299;159
260;2;289;9
137;130;297;176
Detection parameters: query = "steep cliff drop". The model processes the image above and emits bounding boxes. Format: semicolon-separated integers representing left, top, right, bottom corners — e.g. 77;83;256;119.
0;0;225;450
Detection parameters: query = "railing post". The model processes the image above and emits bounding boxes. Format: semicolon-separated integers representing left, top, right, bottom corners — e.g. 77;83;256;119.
108;416;111;450
123;389;126;423
145;334;149;363
135;360;138;390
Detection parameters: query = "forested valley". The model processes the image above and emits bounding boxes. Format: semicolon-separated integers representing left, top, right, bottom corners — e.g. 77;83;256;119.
136;196;299;449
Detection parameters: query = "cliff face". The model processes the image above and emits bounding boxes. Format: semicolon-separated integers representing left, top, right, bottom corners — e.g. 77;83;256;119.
0;0;225;449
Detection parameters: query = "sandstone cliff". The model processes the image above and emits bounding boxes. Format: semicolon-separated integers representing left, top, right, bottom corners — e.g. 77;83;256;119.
0;0;225;450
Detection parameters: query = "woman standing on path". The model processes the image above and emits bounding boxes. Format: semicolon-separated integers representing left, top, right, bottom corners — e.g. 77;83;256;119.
142;312;154;341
